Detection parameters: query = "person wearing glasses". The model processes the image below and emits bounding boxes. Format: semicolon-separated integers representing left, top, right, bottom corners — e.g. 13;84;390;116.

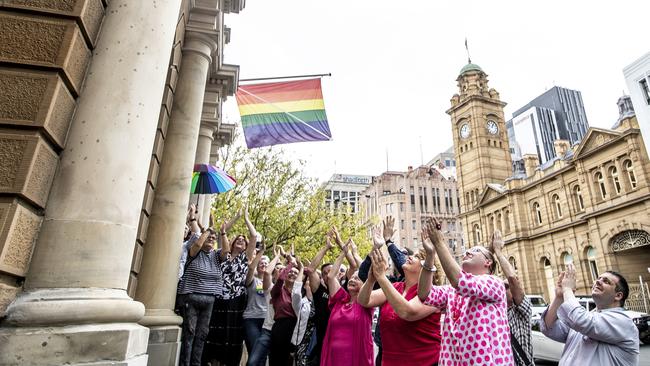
490;230;534;366
358;225;442;366
418;217;513;366
540;264;639;365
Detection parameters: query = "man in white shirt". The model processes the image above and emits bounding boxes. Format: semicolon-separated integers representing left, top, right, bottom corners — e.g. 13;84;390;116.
541;264;639;366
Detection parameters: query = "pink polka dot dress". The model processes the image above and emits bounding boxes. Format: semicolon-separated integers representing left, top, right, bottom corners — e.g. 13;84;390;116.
423;271;514;366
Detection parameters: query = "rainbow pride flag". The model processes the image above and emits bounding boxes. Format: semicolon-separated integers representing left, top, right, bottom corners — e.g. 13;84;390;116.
235;78;332;148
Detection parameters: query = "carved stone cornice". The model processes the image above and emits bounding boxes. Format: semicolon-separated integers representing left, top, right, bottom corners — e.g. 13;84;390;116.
210;63;239;97
222;0;246;14
214;122;236;146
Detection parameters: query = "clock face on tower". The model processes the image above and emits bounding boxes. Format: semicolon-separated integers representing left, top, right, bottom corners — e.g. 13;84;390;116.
486;120;498;135
460;123;470;139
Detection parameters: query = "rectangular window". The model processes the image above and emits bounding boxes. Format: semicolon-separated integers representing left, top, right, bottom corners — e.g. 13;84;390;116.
419;187;425;213
412;220;417;230
423;187;428;212
410;186;416;212
400;220;405;229
435;188;441;213
449;189;454;210
400;202;404;212
444;190;450;212
640;77;650;105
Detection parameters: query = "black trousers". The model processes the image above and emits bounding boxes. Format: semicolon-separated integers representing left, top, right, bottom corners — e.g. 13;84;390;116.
269;317;297;366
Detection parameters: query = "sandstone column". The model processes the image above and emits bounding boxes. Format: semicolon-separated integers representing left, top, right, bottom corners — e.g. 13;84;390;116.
133;24;218;365
195;124;217;228
0;1;183;365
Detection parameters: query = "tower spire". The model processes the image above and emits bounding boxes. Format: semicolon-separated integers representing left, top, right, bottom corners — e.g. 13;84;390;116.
465;37;472;64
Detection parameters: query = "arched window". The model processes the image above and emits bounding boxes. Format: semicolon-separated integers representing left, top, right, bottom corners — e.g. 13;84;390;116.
533;202;542;225
595;172;607;199
497;212;503;233
504;210;511;233
508;256;517;270
561;252;573;271
610;166;622;195
489;216;495;236
624;160;637;189
586;246;599;283
473;224;481;245
553;194;562;219
574;185;585;211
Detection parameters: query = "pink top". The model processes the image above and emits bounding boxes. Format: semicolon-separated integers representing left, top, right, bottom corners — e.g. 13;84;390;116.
423;271;514;366
380;282;442;366
320;287;374;366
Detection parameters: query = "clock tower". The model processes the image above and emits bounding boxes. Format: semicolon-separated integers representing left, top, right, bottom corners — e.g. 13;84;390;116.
448;63;513;214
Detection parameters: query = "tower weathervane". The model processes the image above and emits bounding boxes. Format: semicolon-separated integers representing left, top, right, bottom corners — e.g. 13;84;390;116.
465;37;472;64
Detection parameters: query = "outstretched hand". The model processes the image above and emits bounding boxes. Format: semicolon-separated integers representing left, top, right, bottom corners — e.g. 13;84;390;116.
383;216;396;242
369;248;388;279
555;271;566;298
372;225;386;249
561;263;577;291
423;218;443;252
490;230;504;254
420;227;434;254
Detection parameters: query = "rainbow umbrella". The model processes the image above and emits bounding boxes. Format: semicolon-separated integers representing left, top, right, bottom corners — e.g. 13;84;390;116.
191;164;236;195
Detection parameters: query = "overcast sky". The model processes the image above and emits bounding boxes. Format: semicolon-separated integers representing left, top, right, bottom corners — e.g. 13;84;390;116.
222;0;650;183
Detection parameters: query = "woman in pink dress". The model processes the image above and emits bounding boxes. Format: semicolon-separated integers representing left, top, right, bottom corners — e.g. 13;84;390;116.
418;217;514;366
320;243;374;366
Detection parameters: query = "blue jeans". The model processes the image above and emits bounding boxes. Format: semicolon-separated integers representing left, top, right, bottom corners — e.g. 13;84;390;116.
243;318;265;355
178;294;214;366
247;328;272;366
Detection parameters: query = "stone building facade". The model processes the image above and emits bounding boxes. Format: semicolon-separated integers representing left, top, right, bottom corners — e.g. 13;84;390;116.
361;166;464;260
0;1;243;365
451;62;650;310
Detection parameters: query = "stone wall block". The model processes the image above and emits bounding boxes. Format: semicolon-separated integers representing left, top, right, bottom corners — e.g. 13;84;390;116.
142;183;155;216
131;242;143;275
147;157;159;189
1;0;106;47
166;66;179;93
136;212;149;245
0;282;22;318
0;68;75;149
158;106;170;139
0;12;91;95
152;130;165;164
0;198;43;277
0;130;58;208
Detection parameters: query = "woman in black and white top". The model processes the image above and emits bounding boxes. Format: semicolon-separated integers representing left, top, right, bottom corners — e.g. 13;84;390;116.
203;207;258;366
177;228;223;366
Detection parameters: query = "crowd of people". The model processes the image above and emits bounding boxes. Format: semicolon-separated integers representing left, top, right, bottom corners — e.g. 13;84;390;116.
175;205;640;366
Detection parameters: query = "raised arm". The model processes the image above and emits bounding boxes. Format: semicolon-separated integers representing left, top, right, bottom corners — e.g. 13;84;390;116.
264;246;281;291
189;230;211;258
348;239;363;269
243;205;257;261
418;225;439;301
329;226;356;276
490;230;524;305
308;236;334;291
382;216;406;278
187;204;201;234
359;225;385;281
357;260;387;308
246;242;266;286
327;245;348;297
372;249;438;321
543;271;566;330
219;221;230;261
426;217;461;288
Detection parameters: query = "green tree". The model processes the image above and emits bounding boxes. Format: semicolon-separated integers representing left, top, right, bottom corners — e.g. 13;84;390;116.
210;136;374;263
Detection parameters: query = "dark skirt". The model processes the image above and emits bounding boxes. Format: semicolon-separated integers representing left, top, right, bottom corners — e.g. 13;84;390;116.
202;294;247;366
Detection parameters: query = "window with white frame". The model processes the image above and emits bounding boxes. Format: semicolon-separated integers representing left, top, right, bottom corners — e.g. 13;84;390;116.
574;185;585;211
610;166;622;195
533;202;542;225
624;160;637;188
595;172;607;199
553;194;562;219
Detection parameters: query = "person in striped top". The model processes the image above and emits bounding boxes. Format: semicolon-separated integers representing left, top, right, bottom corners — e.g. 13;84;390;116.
177;227;225;366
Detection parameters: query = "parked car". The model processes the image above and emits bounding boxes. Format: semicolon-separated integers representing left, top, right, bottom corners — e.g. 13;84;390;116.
531;296;650;362
526;294;549;317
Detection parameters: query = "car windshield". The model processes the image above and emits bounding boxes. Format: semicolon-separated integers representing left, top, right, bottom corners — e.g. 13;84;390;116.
529;297;547;306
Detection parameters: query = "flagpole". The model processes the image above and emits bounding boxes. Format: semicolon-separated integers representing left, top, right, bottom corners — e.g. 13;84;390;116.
237;87;333;141
239;73;332;83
